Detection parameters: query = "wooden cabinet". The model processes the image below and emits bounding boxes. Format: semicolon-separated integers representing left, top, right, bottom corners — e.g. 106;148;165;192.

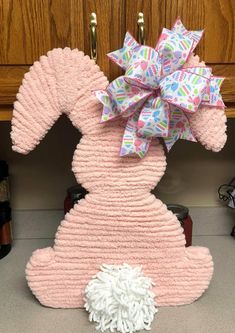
0;0;234;120
0;0;85;63
82;0;125;81
165;0;235;117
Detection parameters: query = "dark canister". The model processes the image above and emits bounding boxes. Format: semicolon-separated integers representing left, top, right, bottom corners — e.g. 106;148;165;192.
0;161;12;259
167;204;193;247
64;185;88;213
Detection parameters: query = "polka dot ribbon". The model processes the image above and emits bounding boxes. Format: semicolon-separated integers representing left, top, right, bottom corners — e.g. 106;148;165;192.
95;18;225;158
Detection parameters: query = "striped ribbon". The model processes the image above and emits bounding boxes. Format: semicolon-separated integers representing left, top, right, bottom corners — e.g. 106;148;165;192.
95;18;225;157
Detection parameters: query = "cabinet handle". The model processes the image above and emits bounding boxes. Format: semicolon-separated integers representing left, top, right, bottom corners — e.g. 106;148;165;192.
90;12;97;61
137;13;145;45
137;12;145;45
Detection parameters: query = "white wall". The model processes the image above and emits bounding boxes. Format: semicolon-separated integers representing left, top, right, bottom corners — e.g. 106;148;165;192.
0;117;234;209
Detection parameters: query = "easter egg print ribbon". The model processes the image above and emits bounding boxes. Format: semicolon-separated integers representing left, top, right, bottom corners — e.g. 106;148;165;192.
95;18;225;158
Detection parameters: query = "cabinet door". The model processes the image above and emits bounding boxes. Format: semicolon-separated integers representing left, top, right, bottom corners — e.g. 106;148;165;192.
0;0;84;64
87;0;165;80
165;0;235;63
83;0;125;81
0;0;85;119
0;0;234;120
126;0;165;48
165;0;235;116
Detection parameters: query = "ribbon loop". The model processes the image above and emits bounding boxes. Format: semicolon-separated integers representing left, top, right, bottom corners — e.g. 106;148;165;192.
125;46;161;89
107;76;151;117
96;19;225;158
164;105;196;151
120;112;151;158
160;70;210;113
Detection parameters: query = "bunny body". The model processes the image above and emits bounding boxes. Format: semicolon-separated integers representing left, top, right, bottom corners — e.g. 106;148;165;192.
11;48;226;308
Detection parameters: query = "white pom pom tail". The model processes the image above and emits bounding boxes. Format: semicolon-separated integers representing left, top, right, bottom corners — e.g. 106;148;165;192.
84;263;157;333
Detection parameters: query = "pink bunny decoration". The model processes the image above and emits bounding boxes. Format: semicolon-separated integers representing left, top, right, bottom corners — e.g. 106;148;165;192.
11;47;226;308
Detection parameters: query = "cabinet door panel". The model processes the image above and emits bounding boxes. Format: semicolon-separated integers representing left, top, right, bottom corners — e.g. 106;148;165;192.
83;0;125;81
126;0;166;48
166;0;235;63
0;0;84;64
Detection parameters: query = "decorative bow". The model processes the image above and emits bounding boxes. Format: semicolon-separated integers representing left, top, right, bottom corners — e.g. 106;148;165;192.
95;18;224;158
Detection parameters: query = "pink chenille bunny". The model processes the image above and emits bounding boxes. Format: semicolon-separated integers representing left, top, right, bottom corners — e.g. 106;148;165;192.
11;48;226;308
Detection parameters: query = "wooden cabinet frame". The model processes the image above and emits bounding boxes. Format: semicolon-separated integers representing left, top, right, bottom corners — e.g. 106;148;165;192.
0;0;234;120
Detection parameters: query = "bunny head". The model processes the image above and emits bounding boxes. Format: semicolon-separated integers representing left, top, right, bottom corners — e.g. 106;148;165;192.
11;48;167;195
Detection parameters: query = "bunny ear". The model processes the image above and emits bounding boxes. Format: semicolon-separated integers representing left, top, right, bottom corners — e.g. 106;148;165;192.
183;54;227;152
11;49;65;154
11;48;108;154
188;106;227;152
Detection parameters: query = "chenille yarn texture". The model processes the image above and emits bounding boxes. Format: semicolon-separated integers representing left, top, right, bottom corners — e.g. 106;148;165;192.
84;263;157;333
11;48;227;308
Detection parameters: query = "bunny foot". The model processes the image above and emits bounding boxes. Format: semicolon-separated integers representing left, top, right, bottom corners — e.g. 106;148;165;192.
26;247;92;308
152;246;214;306
26;245;213;308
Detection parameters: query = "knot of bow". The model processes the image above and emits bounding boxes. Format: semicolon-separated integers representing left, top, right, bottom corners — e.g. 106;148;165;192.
95;18;224;157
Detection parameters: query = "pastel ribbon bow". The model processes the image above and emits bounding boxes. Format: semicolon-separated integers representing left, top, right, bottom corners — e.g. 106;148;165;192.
95;18;224;158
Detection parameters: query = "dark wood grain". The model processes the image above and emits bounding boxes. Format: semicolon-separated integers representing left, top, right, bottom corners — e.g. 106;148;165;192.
225;105;235;117
0;62;234;120
2;104;234;121
126;0;166;48
0;63;233;106
166;0;235;63
0;0;234;121
0;0;84;64
0;107;13;121
83;0;125;81
211;64;235;102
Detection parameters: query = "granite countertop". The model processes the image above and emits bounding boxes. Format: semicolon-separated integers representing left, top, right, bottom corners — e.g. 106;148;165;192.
0;235;235;333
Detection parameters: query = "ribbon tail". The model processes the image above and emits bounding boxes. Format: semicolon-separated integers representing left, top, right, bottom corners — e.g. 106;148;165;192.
202;76;225;108
163;106;196;151
160;69;210;113
120;112;151;158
